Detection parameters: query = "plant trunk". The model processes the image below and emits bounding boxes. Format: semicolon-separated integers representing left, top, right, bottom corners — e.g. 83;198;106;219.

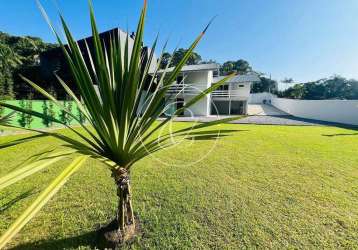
98;168;137;248
114;167;136;240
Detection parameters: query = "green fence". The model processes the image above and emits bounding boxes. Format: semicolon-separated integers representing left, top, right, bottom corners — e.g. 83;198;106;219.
1;100;82;129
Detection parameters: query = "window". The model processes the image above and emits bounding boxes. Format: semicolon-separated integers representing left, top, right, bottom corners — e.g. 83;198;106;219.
218;84;229;91
239;85;245;87
211;101;246;115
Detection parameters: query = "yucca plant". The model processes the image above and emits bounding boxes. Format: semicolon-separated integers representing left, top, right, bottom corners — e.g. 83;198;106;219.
0;0;238;248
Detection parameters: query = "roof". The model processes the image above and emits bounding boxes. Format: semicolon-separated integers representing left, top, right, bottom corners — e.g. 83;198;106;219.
213;73;260;83
157;63;220;74
41;28;134;58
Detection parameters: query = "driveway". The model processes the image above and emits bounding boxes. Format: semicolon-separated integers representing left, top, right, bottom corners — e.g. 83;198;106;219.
247;104;288;116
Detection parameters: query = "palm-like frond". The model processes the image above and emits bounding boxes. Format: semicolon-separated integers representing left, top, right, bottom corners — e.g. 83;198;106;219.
0;0;240;247
0;156;88;249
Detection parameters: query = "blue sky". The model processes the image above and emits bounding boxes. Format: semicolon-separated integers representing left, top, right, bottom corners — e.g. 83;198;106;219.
0;0;357;82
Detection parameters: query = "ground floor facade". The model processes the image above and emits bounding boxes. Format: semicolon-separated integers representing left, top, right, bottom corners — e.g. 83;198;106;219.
164;96;248;117
211;100;248;115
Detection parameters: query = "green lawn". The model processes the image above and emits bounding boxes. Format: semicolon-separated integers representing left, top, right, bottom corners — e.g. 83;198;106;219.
0;123;357;249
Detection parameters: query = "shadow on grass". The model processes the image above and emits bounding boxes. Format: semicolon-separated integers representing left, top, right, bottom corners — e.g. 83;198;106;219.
186;134;229;140
9;231;98;250
0;134;48;149
322;133;358;137
185;129;247;141
0;189;36;213
7;149;56;172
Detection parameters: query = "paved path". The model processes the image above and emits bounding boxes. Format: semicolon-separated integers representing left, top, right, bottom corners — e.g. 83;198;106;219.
247;104;288;116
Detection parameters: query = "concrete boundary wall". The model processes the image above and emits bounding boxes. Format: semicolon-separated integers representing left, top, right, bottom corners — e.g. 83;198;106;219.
271;98;358;126
248;92;275;104
249;92;358;125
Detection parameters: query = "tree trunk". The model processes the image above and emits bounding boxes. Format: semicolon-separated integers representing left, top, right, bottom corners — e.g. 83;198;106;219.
99;167;137;248
114;167;136;240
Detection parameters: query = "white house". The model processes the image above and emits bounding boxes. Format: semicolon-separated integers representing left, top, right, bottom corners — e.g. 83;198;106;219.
158;63;260;116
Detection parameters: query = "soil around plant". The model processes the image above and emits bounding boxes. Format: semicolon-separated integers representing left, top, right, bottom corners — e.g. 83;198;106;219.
96;216;142;249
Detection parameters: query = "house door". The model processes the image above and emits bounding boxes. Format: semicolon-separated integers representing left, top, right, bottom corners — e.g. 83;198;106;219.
212;100;246;115
211;100;230;115
230;101;245;115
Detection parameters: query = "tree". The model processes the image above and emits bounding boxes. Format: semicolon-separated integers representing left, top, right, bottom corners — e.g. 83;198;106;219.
172;48;202;66
287;84;305;99
0;31;56;99
221;59;252;75
159;52;171;69
278;76;358;100
0;1;237;248
282;77;294;83
0;44;21;99
201;59;217;64
251;76;277;93
159;48;202;69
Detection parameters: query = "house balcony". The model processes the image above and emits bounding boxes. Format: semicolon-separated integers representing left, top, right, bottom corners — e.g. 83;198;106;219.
165;83;206;96
211;90;248;100
166;83;248;100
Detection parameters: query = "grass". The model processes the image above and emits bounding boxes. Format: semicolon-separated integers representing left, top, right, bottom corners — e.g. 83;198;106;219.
0;123;357;249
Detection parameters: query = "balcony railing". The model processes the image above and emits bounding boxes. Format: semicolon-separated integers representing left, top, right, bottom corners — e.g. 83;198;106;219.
166;83;247;99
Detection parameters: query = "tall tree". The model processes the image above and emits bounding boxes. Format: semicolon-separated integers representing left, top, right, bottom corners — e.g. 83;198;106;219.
0;44;21;99
159;52;171;69
201;59;217;64
221;59;252;75
282;77;294;83
279;76;358;100
251;76;277;93
172;48;202;66
0;31;56;99
159;48;202;69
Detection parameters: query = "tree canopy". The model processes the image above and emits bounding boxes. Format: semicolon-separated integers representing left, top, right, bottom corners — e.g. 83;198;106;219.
159;48;202;69
0;31;56;99
220;59;252;75
278;76;358;100
251;75;278;93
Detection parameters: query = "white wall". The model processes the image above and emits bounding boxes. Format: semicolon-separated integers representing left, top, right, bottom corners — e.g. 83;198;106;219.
119;30;134;61
249;92;358;125
229;82;251;100
249;92;275;104
185;71;211;89
183;71;211;116
271;98;358;125
184;97;210;116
